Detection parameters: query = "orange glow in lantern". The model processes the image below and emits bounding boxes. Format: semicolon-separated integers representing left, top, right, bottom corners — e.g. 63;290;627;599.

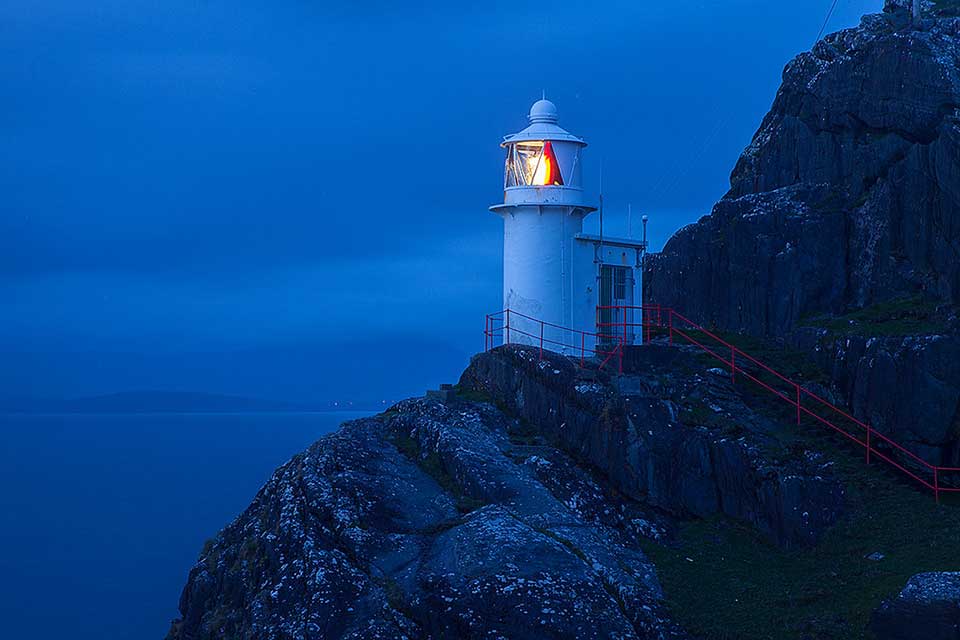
532;141;564;186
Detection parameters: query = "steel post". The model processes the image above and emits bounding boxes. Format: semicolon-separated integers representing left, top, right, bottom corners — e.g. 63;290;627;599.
796;385;801;425
539;321;544;360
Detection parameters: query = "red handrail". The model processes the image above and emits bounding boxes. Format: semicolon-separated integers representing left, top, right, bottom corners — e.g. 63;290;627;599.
593;305;955;502
485;309;623;374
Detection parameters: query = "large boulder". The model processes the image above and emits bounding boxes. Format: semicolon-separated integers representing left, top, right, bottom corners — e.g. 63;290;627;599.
872;572;960;640
793;326;960;465
459;346;844;549
167;397;684;640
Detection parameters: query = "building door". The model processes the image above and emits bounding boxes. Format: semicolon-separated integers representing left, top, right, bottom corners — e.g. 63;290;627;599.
598;265;634;345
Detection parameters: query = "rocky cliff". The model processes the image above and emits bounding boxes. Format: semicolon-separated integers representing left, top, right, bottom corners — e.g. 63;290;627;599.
167;344;853;639
644;1;960;465
872;572;960;640
169;344;960;639
166;355;689;640
460;346;844;549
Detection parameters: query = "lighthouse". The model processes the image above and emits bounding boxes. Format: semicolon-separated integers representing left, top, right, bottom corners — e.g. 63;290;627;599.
491;99;647;353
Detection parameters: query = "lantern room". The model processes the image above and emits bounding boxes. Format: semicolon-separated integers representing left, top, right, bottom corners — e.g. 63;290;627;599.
499;99;587;208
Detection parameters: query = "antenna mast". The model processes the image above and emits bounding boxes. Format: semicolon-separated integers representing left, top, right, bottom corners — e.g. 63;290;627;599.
598;161;604;264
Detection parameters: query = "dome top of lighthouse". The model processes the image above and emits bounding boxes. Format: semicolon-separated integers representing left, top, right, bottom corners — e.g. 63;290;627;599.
528;99;558;124
502;98;586;146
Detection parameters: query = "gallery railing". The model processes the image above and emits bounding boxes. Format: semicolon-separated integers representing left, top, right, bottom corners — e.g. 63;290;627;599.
484;309;624;374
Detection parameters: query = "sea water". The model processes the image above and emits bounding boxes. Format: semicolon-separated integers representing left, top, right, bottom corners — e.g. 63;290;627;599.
0;411;370;640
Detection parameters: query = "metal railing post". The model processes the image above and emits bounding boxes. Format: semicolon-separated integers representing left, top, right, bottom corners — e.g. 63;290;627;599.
619;337;623;375
623;307;628;347
935;468;940;504
505;309;511;345
485;315;489;351
580;333;585;368
866;424;871;464
731;347;736;383
539;321;544;360
668;309;673;345
796;384;801;425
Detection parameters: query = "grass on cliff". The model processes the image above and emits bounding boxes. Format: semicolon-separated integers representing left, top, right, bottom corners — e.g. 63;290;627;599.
933;0;960;17
639;330;960;640
799;295;944;337
642;480;960;640
390;430;486;514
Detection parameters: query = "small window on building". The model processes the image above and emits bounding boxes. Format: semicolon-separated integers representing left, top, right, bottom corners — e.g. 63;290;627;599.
613;268;627;300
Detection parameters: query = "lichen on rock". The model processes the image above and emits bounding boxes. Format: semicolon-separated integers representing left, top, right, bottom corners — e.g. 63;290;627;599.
644;5;960;466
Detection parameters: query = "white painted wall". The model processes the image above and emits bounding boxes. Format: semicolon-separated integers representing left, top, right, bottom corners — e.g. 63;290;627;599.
497;209;647;357
573;240;646;347
499;204;588;354
572;239;598;350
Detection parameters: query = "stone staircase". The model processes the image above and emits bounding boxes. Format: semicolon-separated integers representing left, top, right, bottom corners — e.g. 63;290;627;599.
425;383;456;402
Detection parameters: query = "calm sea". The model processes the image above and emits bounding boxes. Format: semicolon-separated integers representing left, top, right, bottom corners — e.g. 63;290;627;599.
0;411;371;640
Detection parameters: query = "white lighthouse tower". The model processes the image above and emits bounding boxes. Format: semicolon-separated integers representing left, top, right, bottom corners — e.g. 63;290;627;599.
490;99;597;350
491;99;647;354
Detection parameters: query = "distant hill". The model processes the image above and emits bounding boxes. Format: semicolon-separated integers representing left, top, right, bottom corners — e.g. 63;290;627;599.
3;391;323;414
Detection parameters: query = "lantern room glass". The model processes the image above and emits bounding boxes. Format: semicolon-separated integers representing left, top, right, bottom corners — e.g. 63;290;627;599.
504;141;570;188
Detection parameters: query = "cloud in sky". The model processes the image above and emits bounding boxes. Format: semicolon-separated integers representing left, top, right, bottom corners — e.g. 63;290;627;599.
0;0;880;401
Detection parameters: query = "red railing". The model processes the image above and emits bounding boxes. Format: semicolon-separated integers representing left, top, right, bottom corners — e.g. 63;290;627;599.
485;309;624;374
602;305;958;502
597;303;665;345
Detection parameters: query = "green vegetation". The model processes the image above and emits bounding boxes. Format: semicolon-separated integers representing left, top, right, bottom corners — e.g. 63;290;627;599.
678;398;740;434
647;324;831;387
506;417;546;446
638;328;960;639
642;460;960;639
380;575;422;624
537;527;588;562
453;384;494;404
390;431;486;514
932;0;960;17
201;538;218;572
800;295;944;338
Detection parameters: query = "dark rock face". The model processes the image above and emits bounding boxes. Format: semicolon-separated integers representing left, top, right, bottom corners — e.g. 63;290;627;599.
645;185;848;337
168;397;684;640
169;342;853;639
459;346;844;549
872;571;960;640
646;11;960;333
644;7;960;464
793;327;960;464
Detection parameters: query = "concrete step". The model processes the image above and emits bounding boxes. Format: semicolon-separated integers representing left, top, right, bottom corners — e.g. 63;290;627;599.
426;384;457;402
575;368;600;382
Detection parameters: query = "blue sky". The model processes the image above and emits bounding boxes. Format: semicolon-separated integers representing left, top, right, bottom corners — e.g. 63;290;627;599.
0;0;881;405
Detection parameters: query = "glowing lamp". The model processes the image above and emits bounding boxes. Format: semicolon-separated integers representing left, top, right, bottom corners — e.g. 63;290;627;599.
500;100;583;192
533;141;563;186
